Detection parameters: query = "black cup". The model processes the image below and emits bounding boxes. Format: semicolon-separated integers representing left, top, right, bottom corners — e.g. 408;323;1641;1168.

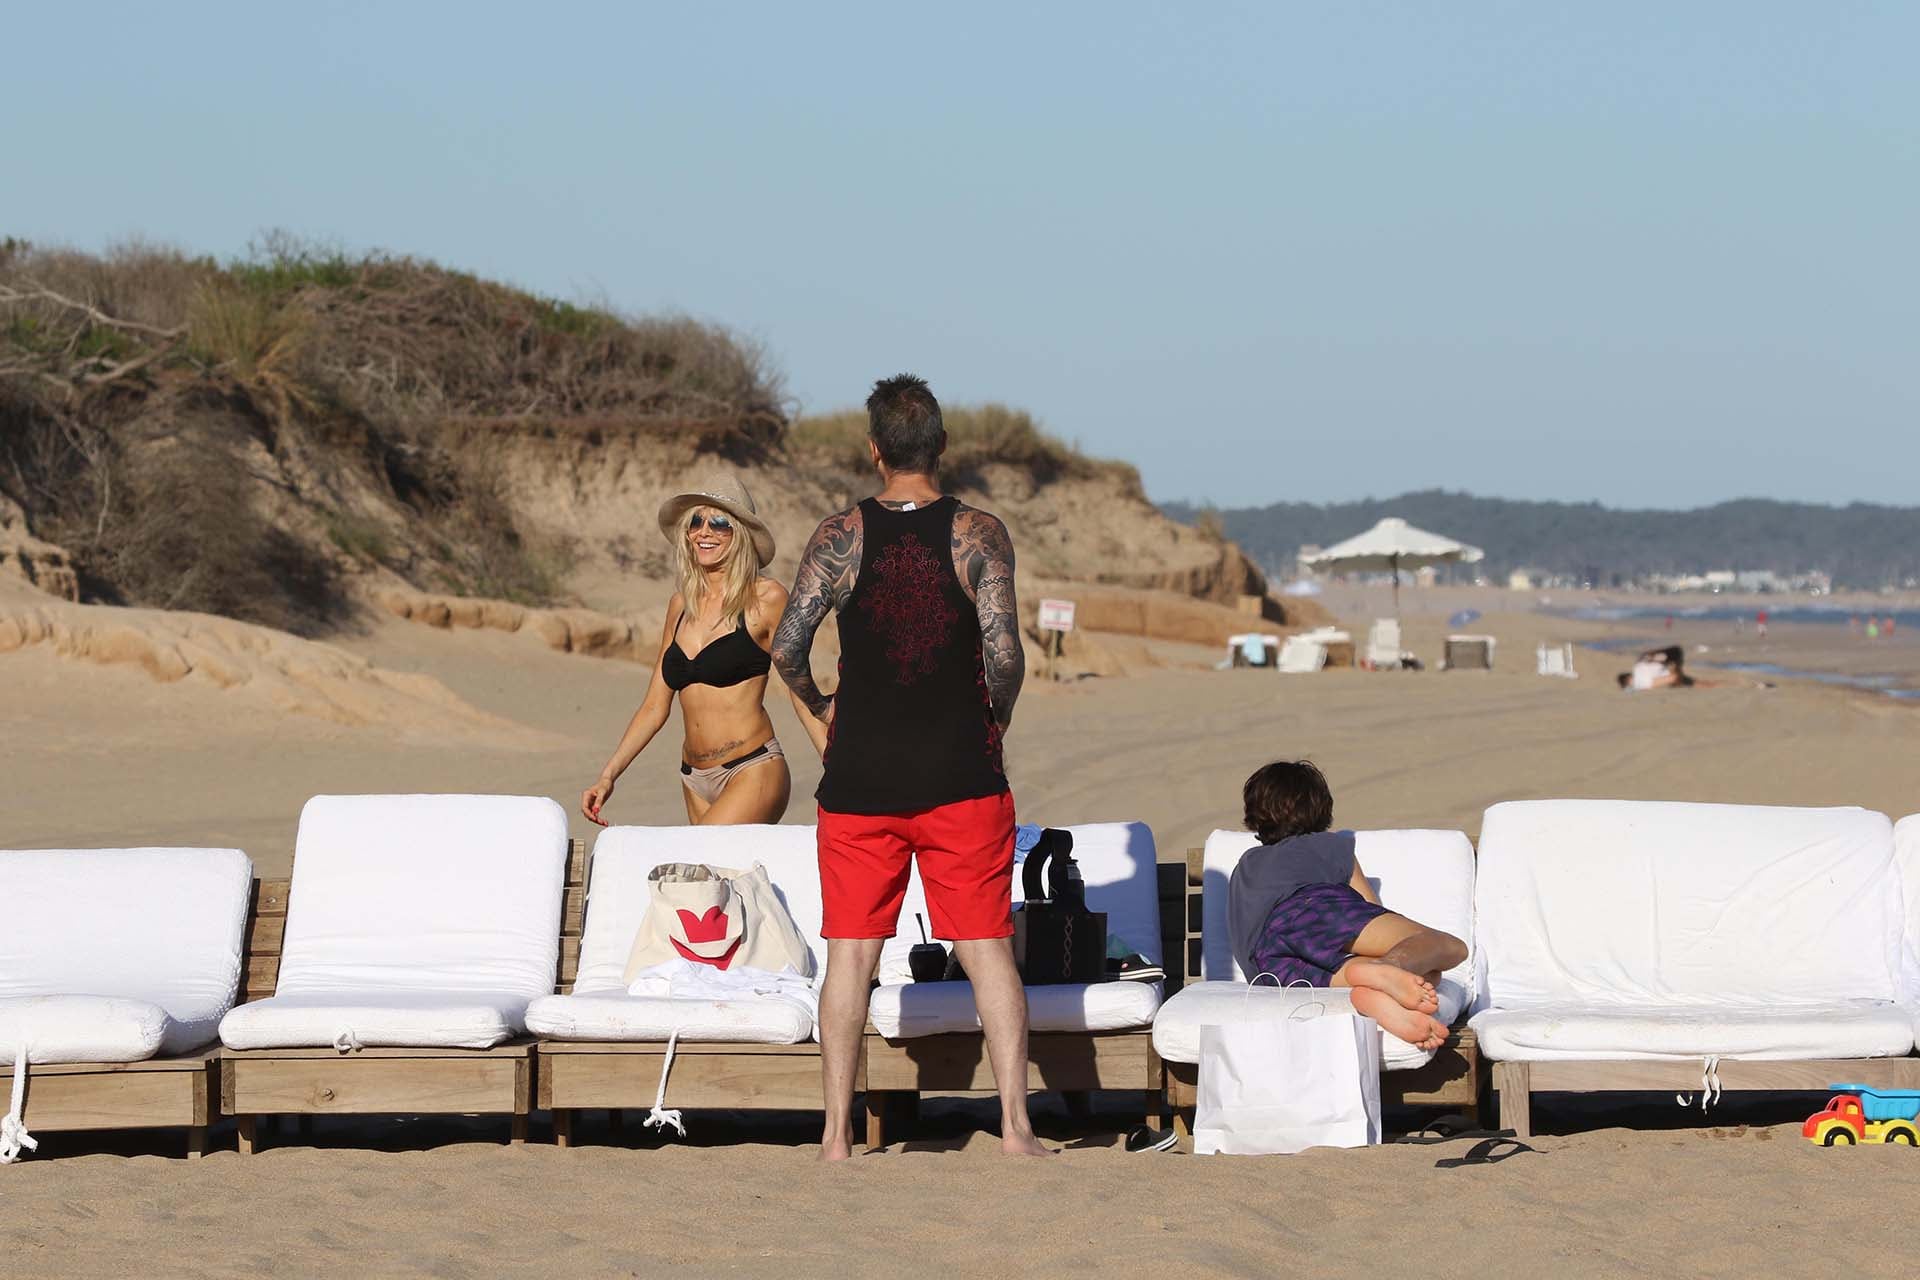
908;943;948;983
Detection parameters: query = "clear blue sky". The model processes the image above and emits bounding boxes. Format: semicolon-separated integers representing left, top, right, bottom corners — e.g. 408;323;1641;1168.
10;2;1916;509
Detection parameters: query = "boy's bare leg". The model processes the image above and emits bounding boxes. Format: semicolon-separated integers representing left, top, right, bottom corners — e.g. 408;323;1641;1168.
819;937;884;1162
1349;913;1469;983
952;937;1050;1156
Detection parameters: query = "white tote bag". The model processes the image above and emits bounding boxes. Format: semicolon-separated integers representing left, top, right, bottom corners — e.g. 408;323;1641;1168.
1193;1002;1384;1156
622;862;816;982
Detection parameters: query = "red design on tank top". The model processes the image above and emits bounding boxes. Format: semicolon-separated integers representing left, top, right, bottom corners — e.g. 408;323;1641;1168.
860;534;960;684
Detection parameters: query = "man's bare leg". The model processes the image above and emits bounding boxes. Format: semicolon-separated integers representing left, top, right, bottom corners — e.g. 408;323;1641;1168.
952;936;1050;1156
819;937;883;1161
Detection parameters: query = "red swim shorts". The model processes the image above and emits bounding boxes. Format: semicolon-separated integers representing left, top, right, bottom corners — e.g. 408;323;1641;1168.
817;791;1016;941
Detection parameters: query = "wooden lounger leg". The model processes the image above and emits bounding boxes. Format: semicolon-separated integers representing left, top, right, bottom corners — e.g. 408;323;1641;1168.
1171;1108;1192;1140
187;1125;207;1159
552;1109;573;1149
236;1115;258;1155
1493;1062;1532;1139
863;1091;887;1150
509;1113;528;1145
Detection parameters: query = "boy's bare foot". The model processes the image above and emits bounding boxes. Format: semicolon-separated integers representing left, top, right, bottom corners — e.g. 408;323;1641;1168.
1350;988;1450;1051
1339;958;1439;1013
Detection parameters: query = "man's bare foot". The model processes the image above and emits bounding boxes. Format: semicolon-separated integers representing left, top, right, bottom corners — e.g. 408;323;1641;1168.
1002;1128;1052;1156
1340;958;1439;1013
1350;988;1450;1050
820;1126;856;1162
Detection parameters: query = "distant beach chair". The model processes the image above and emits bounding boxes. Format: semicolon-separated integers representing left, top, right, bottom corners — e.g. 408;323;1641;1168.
1366;619;1408;670
862;822;1176;1147
1276;634;1327;673
1473;801;1920;1138
1442;634;1496;670
1151;829;1482;1135
528;824;835;1147
1;847;251;1160
217;794;571;1152
1536;642;1578;678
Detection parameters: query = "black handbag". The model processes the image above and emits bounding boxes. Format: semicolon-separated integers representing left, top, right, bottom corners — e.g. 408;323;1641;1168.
1012;828;1108;984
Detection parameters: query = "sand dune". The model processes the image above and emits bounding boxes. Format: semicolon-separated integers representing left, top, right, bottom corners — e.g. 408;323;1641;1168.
0;581;538;741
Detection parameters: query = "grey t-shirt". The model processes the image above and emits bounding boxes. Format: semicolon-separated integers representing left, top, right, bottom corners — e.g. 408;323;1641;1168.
1227;830;1358;976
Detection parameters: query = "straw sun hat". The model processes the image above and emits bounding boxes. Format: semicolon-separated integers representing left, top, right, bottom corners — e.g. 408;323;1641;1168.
656;476;777;569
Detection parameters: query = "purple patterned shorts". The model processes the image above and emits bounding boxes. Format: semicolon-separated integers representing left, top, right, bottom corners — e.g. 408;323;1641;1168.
1247;882;1390;987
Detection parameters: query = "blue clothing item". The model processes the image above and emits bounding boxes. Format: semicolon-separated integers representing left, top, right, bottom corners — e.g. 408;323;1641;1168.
1013;823;1045;863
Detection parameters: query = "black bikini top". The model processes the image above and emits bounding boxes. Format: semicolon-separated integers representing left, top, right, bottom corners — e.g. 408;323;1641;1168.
661;612;772;691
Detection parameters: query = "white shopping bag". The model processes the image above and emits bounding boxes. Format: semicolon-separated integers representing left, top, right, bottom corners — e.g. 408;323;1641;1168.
1193;1006;1384;1155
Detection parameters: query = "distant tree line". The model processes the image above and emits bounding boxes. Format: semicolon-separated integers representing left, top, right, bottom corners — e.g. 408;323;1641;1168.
1161;489;1920;590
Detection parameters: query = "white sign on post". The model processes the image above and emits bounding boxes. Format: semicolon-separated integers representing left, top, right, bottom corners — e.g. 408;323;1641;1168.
1037;598;1076;633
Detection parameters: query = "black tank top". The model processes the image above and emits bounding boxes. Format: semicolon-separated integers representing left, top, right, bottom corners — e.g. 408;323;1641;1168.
815;497;1009;815
661;614;771;691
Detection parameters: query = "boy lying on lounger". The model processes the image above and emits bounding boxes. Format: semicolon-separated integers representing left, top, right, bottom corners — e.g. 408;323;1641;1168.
1227;760;1468;1051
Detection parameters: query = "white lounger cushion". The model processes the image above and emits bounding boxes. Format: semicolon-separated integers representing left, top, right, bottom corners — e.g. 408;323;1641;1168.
221;795;568;1051
525;991;812;1044
867;822;1163;1038
1153;985;1444;1072
1154;828;1475;1070
1894;816;1920;1005
1471;800;1910;1061
0;847;252;1056
0;996;168;1064
1473;1003;1914;1062
533;824;852;1044
219;991;528;1051
1474;801;1900;1009
871;977;1161;1038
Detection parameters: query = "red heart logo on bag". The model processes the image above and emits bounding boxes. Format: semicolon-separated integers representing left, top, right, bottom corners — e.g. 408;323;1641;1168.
677;906;733;944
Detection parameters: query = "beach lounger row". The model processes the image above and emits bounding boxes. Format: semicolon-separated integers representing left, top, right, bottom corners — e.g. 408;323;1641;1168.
3;797;1178;1158
9;797;1920;1157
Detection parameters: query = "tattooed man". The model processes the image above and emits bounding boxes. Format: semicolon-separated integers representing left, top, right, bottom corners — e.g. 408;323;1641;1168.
772;373;1043;1160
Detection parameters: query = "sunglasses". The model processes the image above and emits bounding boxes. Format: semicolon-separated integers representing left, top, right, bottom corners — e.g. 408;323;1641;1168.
688;513;735;535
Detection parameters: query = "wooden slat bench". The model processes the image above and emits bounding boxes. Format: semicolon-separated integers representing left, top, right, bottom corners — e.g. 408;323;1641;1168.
1162;847;1484;1134
857;849;1189;1147
2;1049;218;1159
220;837;585;1152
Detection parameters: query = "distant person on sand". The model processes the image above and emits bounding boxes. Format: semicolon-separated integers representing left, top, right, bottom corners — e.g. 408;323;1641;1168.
1617;644;1694;690
1756;609;1769;638
581;478;807;827
1228;761;1467;1050
1868;619;1881;640
772;373;1043;1160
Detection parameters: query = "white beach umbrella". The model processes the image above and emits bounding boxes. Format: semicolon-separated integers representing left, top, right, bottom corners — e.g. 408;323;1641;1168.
1302;517;1485;615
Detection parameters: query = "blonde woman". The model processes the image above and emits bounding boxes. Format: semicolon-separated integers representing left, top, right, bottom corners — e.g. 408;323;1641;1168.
582;478;819;826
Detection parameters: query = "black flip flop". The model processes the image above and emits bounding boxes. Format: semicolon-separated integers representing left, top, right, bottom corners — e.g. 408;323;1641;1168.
1433;1135;1538;1169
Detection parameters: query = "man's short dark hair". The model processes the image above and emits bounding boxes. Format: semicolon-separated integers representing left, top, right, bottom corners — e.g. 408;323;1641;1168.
1242;760;1334;845
866;374;945;474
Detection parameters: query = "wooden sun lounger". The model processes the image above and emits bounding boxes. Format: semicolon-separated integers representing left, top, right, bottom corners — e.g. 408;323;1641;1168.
536;842;848;1146
219;839;585;1153
1160;848;1483;1135
1492;1058;1920;1139
2;1048;218;1158
856;854;1188;1147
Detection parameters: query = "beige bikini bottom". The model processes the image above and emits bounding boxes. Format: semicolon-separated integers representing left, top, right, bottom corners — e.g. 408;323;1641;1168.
680;738;785;805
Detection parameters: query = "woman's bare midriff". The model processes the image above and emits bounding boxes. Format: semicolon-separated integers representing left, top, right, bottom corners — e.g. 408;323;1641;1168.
678;675;778;766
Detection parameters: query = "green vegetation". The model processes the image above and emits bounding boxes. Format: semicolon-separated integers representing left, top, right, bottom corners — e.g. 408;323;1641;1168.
791;402;1139;492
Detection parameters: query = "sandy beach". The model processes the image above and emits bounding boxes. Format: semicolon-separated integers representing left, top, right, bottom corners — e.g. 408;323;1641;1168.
6;585;1920;1276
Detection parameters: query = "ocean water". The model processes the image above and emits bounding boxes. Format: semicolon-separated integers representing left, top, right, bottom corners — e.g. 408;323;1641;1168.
1567;603;1920;628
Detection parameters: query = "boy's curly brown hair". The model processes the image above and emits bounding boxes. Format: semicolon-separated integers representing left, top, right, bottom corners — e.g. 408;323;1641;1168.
1243;759;1334;845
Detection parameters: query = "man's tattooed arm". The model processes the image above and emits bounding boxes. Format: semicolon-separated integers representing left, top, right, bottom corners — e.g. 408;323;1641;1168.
771;507;863;722
953;505;1024;729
